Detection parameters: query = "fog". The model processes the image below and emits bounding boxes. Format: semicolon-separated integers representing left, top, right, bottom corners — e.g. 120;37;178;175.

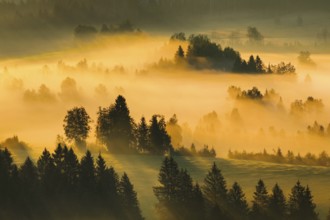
0;32;329;160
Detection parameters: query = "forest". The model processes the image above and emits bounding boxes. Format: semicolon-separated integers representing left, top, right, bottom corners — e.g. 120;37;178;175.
0;147;328;220
0;0;330;219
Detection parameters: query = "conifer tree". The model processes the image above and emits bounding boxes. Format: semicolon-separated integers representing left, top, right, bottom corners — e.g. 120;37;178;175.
119;173;144;220
288;181;318;220
250;179;269;220
268;183;287;220
137;117;150;152
96;95;135;153
149;115;172;154
63;148;79;191
203;162;227;208
228;182;249;220
79;150;95;191
37;148;56;194
154;156;180;219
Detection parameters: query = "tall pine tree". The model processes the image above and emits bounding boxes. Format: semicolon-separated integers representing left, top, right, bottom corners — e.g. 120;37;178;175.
268;183;286;220
227;182;249;220
250;179;269;220
119;173;144;220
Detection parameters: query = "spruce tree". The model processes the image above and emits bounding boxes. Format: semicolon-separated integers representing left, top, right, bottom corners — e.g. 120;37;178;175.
228;182;249;220
191;183;205;220
37;148;56;194
268;183;286;220
250;179;269;220
288;181;318;220
255;56;264;73
63;148;79;191
79;150;95;191
96;95;135;153
154;156;180;219
119;173;144;220
137;117;150;152
175;46;185;64
149;115;172;154
247;55;257;73
202;162;227;207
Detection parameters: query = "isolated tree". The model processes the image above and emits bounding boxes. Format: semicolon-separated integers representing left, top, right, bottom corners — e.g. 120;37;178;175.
250;179;269;220
136;117;150;152
96;95;135;153
228;182;249;220
268;183;287;220
63;107;91;151
149;115;172;154
203;162;228;218
119;173;144;220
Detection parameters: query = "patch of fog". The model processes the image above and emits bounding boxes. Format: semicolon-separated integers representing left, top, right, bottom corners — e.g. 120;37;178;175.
0;34;329;157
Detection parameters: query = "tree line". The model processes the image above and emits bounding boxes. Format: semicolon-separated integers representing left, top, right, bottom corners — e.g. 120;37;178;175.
0;146;143;220
172;33;296;74
74;21;140;38
0;147;328;220
228;148;330;167
1;0;328;29
64;95;216;156
154;156;321;220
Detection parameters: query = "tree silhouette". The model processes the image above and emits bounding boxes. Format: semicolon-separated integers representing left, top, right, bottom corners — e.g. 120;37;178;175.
136;117;150;152
79;150;95;191
247;27;264;43
202;162;228;218
288;181;318;220
63;107;91;151
37;149;56;194
96;95;135;153
175;46;185;64
154;156;180;219
250;179;269;220
119;173;144;220
268;183;287;220
228;182;249;220
166;114;183;148
149;115;172;154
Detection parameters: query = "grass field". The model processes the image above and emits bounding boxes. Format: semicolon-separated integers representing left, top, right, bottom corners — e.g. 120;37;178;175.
97;154;330;220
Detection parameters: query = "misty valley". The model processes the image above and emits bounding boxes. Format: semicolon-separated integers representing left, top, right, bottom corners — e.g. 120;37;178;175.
1;0;330;220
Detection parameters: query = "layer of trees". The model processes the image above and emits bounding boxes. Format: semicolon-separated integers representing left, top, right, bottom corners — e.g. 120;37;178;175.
307;121;330;136
172;34;296;73
228;148;330;167
74;21;140;38
63;95;215;156
1;0;328;29
154;156;320;220
0;146;143;220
